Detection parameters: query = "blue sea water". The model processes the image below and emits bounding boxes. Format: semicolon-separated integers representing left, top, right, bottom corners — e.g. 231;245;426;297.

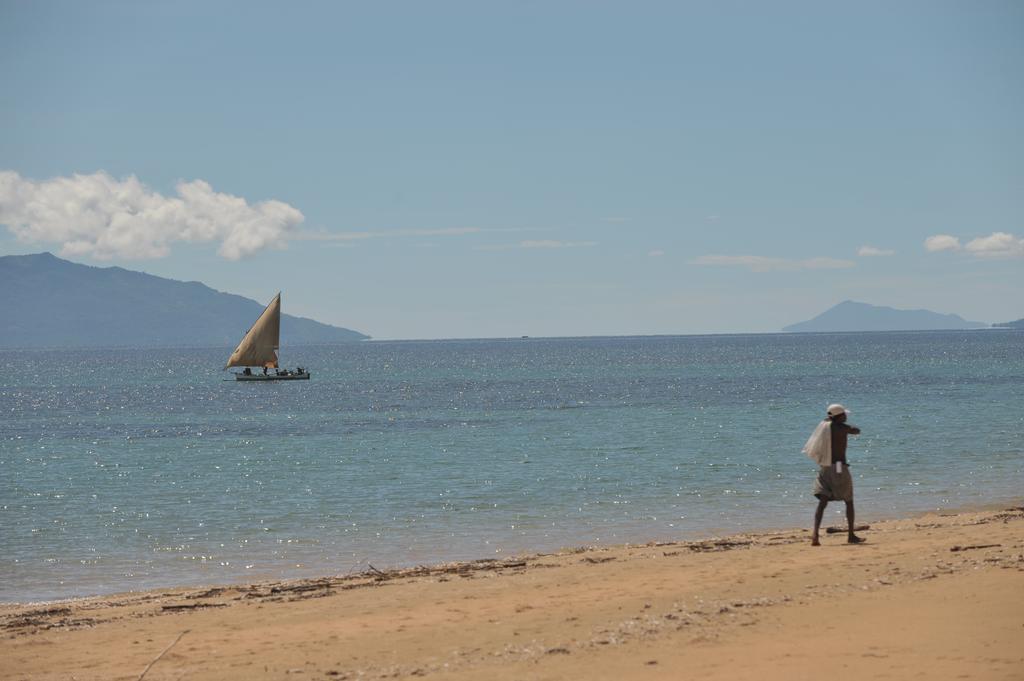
1;331;1021;603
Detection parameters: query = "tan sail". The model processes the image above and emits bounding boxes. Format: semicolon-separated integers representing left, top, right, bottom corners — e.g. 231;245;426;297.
225;293;281;368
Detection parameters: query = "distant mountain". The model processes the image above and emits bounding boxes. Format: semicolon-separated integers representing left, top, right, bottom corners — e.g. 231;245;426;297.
0;252;369;348
783;300;987;333
993;318;1024;329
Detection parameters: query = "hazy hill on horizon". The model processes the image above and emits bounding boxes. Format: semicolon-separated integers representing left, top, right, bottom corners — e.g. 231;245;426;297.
1;252;369;349
783;300;988;333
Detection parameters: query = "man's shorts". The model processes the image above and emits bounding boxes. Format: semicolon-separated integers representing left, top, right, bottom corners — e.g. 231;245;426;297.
813;464;853;502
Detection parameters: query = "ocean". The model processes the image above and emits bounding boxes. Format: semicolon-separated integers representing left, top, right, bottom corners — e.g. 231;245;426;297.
2;331;1021;603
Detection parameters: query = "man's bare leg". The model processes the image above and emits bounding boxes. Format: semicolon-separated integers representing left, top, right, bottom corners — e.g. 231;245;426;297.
812;498;828;546
846;500;864;543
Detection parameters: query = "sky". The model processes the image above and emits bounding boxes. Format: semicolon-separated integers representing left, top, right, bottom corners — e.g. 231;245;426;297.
1;1;1022;339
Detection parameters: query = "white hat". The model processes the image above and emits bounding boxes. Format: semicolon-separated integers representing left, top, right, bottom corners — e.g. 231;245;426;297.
827;403;850;417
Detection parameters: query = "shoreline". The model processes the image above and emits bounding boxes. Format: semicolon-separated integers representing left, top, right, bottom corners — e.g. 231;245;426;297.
3;503;1022;680
5;496;1020;609
4;495;1020;609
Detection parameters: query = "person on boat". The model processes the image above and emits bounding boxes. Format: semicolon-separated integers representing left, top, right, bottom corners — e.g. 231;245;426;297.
262;366;267;376
803;403;864;546
243;367;252;376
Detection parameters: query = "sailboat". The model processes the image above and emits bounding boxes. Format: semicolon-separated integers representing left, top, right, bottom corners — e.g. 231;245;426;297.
225;293;310;381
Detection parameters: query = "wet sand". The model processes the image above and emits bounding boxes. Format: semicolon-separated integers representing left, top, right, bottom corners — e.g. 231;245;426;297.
2;505;1022;680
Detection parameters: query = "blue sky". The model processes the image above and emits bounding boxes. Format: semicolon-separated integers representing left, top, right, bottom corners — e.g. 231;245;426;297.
1;1;1021;338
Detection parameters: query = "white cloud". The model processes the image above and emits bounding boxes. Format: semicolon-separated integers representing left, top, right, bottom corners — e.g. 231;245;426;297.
648;250;665;257
477;240;598;251
801;257;857;269
924;231;1024;258
924;234;962;252
690;254;855;272
0;170;303;260
964;232;1024;258
857;245;895;257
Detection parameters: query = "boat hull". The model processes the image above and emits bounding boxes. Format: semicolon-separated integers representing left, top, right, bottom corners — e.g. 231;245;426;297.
234;372;311;381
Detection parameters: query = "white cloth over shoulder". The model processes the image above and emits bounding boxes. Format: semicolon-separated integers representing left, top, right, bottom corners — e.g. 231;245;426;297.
802;420;831;466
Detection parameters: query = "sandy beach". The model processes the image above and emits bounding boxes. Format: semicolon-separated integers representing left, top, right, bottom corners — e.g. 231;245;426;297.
2;504;1022;681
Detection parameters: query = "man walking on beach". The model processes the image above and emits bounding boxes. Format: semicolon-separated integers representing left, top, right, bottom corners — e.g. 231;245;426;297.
803;403;864;546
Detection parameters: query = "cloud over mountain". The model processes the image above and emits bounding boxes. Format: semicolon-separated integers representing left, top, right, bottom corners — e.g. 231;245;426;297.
924;232;1024;258
0;170;304;260
857;245;894;257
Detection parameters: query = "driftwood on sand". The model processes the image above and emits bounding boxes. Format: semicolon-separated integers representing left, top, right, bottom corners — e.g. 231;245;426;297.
137;629;189;681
